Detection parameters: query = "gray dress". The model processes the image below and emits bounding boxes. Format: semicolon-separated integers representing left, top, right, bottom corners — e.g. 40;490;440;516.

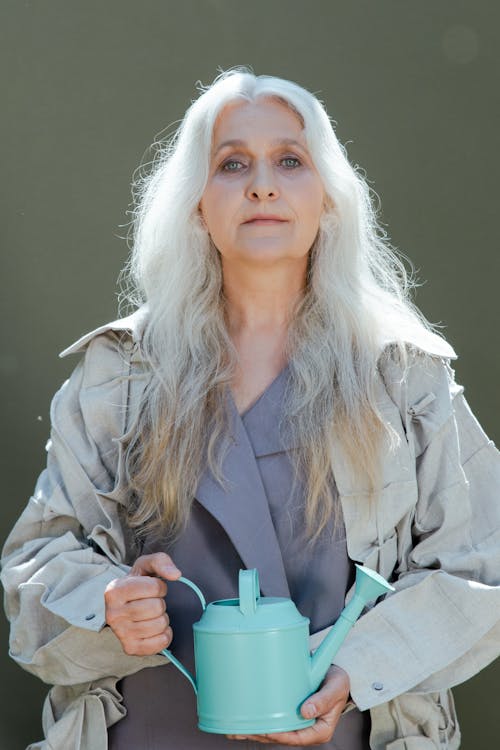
109;365;372;749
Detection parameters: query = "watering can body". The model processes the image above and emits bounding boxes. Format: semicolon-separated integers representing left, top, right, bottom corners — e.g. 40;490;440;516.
193;595;316;733
161;565;394;734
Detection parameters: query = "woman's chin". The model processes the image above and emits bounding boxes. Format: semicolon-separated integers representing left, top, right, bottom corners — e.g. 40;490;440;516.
220;244;308;266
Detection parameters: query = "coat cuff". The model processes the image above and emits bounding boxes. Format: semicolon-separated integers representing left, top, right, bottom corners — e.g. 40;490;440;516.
41;565;129;632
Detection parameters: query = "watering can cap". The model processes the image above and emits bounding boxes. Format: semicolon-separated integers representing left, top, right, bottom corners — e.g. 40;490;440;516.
193;568;308;633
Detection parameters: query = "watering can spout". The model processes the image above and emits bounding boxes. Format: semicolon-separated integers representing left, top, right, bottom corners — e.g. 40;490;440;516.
309;564;395;688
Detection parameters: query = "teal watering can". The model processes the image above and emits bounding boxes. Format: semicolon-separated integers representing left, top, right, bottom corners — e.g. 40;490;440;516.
161;564;394;735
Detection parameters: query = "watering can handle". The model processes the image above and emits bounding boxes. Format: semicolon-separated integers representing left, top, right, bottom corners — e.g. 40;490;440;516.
159;575;206;694
239;568;260;616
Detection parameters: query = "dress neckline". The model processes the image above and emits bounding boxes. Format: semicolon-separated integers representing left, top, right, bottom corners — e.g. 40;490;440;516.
229;362;290;420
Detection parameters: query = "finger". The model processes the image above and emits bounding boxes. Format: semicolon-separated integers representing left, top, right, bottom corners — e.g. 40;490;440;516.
226;705;345;746
244;707;344;747
301;666;350;720
107;575;168;605
130;614;170;639
130;552;182;580
126;596;167;621
226;728;325;745
226;735;273;744
283;702;345;746
122;627;173;656
247;722;330;747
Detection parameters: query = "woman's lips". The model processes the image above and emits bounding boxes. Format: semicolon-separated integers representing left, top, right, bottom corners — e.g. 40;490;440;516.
244;219;287;224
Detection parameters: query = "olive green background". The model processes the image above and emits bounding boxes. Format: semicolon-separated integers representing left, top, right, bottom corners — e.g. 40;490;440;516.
1;1;498;747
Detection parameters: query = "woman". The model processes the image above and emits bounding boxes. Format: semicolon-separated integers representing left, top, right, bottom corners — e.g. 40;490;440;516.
2;67;499;750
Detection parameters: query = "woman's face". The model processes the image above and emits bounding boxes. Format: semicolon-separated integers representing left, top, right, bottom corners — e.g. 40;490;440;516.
199;97;326;269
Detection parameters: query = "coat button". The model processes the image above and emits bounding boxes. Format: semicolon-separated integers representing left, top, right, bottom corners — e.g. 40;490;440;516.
372;682;384;691
85;613;96;621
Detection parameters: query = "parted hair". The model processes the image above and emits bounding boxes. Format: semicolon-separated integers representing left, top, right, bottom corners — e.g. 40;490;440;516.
120;65;447;546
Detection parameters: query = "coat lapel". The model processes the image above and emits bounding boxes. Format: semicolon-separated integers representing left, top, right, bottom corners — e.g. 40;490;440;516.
194;382;291;598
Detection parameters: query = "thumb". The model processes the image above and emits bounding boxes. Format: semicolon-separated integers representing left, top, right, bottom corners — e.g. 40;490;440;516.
301;666;350;719
130;552;182;580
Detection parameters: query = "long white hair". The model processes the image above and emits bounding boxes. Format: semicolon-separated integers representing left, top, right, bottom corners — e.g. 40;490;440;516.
121;65;448;545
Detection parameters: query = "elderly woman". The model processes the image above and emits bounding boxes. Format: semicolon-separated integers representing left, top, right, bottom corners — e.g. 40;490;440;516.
2;67;499;750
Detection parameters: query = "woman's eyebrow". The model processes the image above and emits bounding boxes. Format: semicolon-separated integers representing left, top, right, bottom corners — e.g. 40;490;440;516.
212;137;307;157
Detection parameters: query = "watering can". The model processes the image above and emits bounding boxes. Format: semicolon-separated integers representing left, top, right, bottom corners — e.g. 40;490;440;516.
160;564;394;735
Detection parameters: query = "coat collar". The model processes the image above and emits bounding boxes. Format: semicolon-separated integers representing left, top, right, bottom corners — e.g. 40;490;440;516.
60;305;457;361
59;306;150;358
193;386;292;598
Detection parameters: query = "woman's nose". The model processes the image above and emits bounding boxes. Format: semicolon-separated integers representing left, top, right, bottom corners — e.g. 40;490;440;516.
245;160;279;200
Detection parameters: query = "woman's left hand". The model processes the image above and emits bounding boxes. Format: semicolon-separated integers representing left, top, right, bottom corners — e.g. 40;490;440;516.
226;665;351;745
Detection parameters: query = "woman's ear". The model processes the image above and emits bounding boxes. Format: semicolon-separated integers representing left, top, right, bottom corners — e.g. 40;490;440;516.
198;204;207;229
323;194;334;212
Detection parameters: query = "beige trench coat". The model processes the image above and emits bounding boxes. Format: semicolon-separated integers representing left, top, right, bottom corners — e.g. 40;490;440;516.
2;306;500;750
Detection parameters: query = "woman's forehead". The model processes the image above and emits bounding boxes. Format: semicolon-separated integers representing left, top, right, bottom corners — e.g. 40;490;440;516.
211;98;306;150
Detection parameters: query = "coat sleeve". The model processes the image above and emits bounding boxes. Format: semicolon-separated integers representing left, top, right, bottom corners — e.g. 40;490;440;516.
0;331;165;686
329;352;500;711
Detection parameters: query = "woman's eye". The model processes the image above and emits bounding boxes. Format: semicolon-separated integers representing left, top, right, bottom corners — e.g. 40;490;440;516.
219;155;302;172
221;159;244;172
281;156;301;168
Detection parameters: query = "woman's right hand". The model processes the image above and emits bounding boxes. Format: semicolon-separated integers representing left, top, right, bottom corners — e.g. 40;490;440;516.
104;552;182;656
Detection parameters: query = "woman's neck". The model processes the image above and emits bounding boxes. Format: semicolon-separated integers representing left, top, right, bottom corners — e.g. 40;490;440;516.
222;257;307;336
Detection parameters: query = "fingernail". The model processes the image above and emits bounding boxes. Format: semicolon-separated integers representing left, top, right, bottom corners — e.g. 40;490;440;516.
303;702;316;718
164;565;181;575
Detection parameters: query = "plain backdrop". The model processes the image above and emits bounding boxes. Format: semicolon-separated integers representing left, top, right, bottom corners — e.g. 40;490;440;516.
1;1;498;748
